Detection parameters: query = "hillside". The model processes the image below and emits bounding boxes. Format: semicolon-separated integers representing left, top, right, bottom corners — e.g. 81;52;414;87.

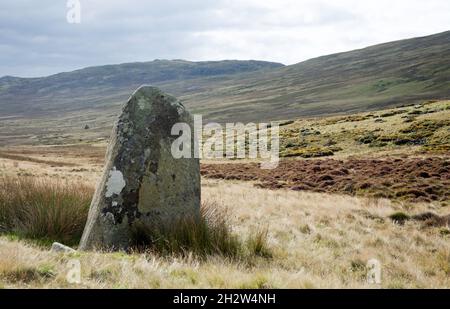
185;30;450;122
0;31;449;145
0;60;283;116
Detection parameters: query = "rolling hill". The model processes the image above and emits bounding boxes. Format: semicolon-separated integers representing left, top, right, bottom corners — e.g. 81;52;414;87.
0;31;449;145
0;60;284;116
184;30;450;122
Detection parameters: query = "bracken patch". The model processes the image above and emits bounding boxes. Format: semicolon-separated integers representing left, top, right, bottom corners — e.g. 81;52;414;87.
201;157;450;204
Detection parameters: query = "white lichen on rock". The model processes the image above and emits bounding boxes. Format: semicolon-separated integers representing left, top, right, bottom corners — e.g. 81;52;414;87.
137;97;149;110
105;167;126;198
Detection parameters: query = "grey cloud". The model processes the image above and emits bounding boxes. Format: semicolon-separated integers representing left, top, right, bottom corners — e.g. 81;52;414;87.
0;0;448;77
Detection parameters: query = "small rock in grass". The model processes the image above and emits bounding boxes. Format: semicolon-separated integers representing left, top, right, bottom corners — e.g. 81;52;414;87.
51;242;76;253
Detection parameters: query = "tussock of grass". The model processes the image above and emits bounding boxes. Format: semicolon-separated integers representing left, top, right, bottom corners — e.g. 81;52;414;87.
1;264;55;284
281;146;336;158
389;212;410;224
130;202;271;259
246;228;272;258
389;211;450;227
0;176;93;246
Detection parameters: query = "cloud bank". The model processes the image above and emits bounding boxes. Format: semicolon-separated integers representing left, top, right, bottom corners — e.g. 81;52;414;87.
0;0;449;77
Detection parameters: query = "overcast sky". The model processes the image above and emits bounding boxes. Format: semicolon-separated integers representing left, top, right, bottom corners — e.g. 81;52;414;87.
0;0;449;77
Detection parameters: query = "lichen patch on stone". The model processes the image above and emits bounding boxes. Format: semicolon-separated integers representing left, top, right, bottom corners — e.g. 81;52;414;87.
144;148;151;159
105;167;126;198
137;97;148;110
104;212;116;224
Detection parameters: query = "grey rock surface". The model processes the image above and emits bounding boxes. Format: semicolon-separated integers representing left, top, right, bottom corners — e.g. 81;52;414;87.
79;86;200;250
51;242;76;253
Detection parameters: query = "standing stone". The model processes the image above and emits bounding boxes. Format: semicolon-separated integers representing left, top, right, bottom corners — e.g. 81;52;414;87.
79;86;200;251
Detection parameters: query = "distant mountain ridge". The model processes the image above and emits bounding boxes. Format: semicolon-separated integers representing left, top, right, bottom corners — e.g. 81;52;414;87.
0;60;283;116
0;31;449;145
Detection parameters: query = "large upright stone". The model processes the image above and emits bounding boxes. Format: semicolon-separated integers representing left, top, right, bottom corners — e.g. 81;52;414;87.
79;86;200;250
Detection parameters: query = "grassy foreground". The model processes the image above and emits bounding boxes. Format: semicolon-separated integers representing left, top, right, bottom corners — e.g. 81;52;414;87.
0;179;449;288
0;176;270;259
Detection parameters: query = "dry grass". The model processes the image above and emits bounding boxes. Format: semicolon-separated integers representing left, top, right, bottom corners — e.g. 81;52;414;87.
0;176;93;246
130;202;271;259
0;176;270;261
0;151;79;167
1;179;449;288
0;105;448;288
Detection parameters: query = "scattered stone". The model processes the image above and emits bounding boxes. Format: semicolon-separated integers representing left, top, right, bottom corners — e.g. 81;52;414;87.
51;242;76;253
79;86;200;251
